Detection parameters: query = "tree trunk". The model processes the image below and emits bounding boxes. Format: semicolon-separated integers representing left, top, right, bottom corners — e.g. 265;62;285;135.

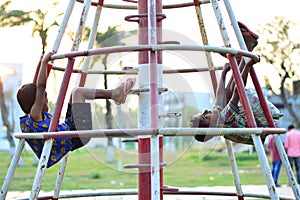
103;56;114;163
0;78;14;149
0;77;24;166
279;78;300;127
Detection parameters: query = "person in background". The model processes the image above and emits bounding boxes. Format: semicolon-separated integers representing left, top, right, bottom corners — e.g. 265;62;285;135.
284;124;300;184
268;135;282;187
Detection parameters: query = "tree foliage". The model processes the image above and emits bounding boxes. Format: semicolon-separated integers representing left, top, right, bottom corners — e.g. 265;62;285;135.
0;0;62;54
0;0;31;27
257;16;300;127
30;2;62;54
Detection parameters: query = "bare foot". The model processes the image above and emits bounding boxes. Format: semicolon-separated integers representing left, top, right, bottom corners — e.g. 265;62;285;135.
238;21;259;51
113;78;136;105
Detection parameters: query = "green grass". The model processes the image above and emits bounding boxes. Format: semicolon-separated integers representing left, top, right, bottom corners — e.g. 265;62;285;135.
0;142;290;192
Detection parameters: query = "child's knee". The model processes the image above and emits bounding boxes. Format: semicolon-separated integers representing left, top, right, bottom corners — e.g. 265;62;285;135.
72;88;85;103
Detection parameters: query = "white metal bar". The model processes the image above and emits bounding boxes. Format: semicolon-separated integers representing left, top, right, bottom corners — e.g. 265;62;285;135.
53;155;69;198
81;3;103;73
53;0;97;198
52;0;76;52
222;0;247;53
212;0;278;198
194;3;218;93
0;139;25;200
211;0;231;47
50;44;260;61
51;1;77;198
71;0;92;52
30;139;53;200
51;65;224;75
148;0;160;198
101;1;212;10
223;0;299;198
225;140;244;197
13;127;286;139
252;134;279;199
195;2;241;186
274;134;300;198
138;65;151;131
224;0;299;198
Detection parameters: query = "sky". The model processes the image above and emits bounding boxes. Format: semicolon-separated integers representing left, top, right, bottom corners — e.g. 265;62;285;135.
0;0;299;101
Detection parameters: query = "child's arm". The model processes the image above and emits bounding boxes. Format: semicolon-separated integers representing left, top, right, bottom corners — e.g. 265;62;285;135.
215;63;231;108
32;55;43;84
226;58;257;109
228;88;240;108
30;52;53;121
224;57;257;103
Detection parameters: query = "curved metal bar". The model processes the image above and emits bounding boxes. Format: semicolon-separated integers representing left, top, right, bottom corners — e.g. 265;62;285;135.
26;189;294;200
14;127;286;139
125;13;166;22
51;44;260;61
51;65;223;75
75;0;211;9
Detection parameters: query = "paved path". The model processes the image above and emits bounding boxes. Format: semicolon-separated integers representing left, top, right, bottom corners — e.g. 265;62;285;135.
5;185;295;200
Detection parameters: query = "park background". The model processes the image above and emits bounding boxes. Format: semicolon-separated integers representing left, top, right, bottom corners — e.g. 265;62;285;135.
0;0;300;197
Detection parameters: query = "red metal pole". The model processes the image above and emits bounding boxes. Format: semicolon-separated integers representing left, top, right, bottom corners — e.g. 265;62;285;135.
138;0;149;64
156;0;162;65
250;68;275;127
227;55;257;127
159;136;163;199
138;137;151;200
137;1;151;200
48;58;75;131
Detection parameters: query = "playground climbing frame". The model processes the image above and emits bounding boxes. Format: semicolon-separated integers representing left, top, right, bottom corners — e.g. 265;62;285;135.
1;0;300;200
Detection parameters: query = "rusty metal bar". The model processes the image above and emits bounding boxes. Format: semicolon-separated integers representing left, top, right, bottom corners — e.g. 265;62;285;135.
14;127;286;139
18;189;295;200
223;0;279;198
30;0;93;198
76;0;211;9
51;65;223;74
0;139;25;200
50;44;260;61
193;1;218;95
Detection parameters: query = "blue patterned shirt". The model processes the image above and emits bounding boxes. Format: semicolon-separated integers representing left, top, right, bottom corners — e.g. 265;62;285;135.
20;112;73;168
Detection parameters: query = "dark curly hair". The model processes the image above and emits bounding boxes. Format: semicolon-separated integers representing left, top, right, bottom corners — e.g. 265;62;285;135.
288;124;295;131
190;113;215;142
17;83;36;114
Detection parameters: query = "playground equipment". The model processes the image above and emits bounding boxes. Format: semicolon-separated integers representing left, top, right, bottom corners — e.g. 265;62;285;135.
1;0;300;199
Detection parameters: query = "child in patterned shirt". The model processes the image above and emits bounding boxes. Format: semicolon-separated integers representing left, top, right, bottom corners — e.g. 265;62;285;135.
191;22;283;144
17;52;135;167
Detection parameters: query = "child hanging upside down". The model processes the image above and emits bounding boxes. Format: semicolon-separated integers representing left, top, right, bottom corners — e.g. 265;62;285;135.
17;52;136;168
190;22;283;144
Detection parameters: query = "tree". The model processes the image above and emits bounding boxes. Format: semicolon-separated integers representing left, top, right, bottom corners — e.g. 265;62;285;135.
257;16;300;127
84;26;136;162
0;0;31;27
0;0;62;164
1;0;61;54
0;78;14;154
0;0;34;166
30;2;62;54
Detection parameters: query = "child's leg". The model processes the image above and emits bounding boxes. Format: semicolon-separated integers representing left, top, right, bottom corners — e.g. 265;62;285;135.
224;22;258;101
69;77;135;150
71;77;135;105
